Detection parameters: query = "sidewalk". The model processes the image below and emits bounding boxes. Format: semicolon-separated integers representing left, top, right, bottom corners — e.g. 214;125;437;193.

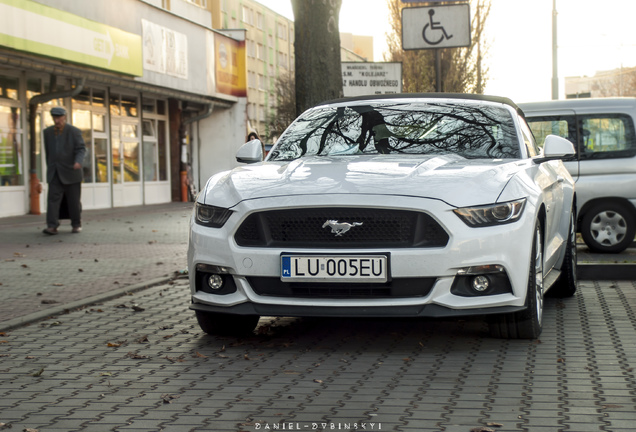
0;202;193;331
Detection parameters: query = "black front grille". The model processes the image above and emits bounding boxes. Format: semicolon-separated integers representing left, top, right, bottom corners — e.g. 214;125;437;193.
248;277;436;299
235;208;449;248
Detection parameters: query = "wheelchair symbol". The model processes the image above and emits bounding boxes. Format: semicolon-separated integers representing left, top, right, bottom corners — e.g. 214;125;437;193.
422;9;453;45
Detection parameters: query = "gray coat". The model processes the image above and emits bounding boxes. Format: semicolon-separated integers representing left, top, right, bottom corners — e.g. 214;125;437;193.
44;124;86;184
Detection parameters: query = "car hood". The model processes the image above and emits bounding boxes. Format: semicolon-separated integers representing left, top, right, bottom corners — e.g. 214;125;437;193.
201;155;525;208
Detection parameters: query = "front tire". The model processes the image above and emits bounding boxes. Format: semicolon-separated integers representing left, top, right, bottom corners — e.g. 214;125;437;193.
489;222;544;339
581;202;635;253
195;311;260;336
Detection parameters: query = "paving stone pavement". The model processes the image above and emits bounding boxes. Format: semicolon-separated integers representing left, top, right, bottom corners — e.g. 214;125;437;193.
0;202;193;330
1;276;636;431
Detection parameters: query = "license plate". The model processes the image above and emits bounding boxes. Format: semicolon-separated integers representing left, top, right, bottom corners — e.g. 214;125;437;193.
281;255;388;282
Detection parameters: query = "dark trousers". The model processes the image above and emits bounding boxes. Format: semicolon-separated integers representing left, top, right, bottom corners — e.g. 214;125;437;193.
46;174;82;229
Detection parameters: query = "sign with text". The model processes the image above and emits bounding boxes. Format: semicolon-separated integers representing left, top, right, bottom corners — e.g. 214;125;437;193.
402;4;471;50
341;62;402;97
0;0;142;76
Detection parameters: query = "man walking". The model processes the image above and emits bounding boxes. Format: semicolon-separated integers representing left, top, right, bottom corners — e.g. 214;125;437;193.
42;106;86;235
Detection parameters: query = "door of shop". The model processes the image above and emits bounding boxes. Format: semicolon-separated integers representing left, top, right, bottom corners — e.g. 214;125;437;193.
110;117;142;207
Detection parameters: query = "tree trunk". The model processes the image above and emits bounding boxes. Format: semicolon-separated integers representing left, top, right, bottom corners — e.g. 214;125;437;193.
292;0;343;116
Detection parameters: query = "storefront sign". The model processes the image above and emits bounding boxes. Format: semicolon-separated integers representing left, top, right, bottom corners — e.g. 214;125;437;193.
0;0;142;76
214;33;247;97
341;62;402;97
142;20;188;79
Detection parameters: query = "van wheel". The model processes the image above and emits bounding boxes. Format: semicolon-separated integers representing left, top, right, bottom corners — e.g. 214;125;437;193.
581;202;635;253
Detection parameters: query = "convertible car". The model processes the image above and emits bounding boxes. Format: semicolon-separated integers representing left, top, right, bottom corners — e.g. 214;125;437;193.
188;94;577;339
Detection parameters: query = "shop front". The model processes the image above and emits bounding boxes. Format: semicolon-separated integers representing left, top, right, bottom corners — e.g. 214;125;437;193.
0;0;246;218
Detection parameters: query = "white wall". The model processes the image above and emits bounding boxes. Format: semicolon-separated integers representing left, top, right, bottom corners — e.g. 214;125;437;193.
195;100;247;190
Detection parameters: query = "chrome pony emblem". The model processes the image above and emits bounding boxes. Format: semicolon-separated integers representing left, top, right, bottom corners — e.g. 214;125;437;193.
322;220;363;236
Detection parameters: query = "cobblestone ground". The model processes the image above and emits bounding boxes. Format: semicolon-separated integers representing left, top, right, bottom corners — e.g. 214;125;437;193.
1;278;636;432
0;203;191;325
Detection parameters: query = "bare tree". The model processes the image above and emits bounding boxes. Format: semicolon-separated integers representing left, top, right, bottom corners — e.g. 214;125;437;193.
267;72;297;141
292;0;343;116
385;0;491;94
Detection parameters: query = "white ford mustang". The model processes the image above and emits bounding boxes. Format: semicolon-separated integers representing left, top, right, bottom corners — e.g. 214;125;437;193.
188;94;577;339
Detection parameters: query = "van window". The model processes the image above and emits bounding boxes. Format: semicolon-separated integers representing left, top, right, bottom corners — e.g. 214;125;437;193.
526;113;636;160
526;117;575;148
580;115;636;160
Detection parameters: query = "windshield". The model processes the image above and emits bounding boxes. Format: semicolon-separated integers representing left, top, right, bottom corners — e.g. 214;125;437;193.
269;102;521;161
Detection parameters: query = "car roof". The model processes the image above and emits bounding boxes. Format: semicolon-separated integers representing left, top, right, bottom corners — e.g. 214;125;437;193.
319;93;521;112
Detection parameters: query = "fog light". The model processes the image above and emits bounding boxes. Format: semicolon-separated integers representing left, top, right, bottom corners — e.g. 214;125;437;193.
207;274;224;290
472;275;490;292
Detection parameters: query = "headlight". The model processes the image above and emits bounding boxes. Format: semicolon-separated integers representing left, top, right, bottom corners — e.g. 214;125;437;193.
195;202;233;228
453;198;526;227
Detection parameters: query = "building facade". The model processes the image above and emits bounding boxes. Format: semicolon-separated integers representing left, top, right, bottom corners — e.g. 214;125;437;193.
0;0;247;218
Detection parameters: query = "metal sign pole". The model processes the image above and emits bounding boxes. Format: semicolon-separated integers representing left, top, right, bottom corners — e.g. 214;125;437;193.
435;49;442;92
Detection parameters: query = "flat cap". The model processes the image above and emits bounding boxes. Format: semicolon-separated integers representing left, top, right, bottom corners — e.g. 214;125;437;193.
50;106;67;116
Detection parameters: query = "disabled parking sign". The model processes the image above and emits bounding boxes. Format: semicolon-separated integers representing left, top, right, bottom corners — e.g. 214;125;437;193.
402;4;471;50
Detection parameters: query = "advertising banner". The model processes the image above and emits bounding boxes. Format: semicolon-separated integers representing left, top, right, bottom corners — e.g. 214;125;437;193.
0;0;142;76
214;34;247;97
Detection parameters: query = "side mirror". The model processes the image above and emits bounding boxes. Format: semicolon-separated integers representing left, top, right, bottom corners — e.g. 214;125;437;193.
236;139;263;163
542;135;576;159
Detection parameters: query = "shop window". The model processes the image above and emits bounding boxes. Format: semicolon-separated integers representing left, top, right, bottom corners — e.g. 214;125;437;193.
143;120;158;181
121;95;138;117
73;109;93;183
109;94;121;116
92;90;106;107
94;138;108;183
26;78;42;100
93;113;105;132
0;106;23;186
124;141;140;182
0;75;19;100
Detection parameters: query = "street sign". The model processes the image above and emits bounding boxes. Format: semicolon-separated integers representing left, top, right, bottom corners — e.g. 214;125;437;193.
341;62;402;97
402;4;471;50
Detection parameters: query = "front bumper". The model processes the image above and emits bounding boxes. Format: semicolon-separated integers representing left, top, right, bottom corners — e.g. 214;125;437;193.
188;194;536;317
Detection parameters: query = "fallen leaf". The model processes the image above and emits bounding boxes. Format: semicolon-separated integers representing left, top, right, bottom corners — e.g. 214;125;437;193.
0;341;8;344
244;354;251;360
31;368;44;377
193;351;208;358
161;394;180;404
131;305;145;312
126;352;148;359
100;372;113;376
136;335;150;343
486;423;504;427
470;428;495;432
313;379;323;384
107;340;126;347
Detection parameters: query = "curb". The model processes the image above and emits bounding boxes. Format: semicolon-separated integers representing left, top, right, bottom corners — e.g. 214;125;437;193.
578;263;636;281
0;276;178;333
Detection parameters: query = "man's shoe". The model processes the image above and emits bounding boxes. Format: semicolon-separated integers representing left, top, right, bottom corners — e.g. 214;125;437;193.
43;227;58;235
72;226;82;233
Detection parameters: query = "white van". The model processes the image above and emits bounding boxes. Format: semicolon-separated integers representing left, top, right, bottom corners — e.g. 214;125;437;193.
520;98;636;253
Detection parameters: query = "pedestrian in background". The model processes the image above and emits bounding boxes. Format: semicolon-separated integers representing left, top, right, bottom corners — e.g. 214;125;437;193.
42;106;86;235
